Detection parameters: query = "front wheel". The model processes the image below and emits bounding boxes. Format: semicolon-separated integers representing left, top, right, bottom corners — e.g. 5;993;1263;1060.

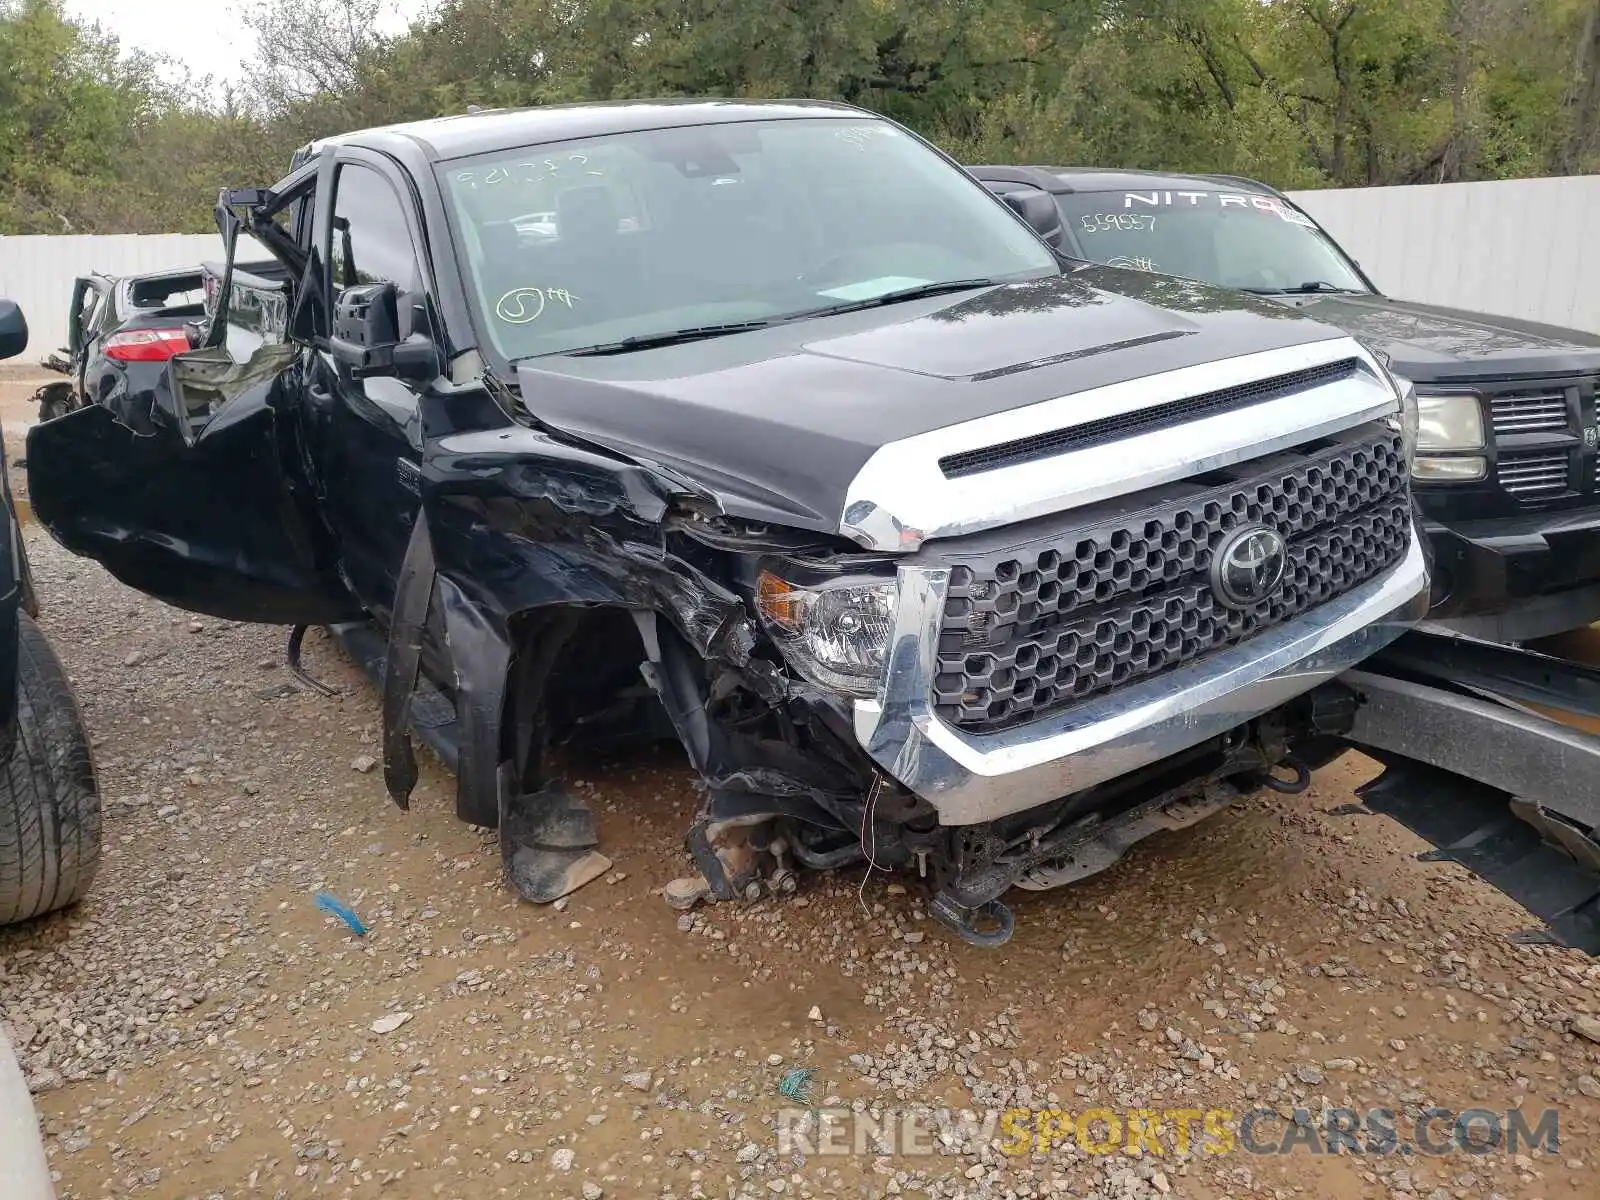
0;613;100;926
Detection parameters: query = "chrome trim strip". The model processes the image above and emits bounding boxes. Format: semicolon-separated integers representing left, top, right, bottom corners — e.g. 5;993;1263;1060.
841;338;1398;551
852;526;1429;825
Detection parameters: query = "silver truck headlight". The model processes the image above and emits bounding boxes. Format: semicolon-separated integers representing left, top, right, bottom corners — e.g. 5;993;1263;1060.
1415;390;1484;450
1394;375;1419;462
756;570;897;696
1412;388;1487;481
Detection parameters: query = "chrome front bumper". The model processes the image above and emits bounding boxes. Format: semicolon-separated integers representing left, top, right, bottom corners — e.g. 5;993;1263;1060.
852;526;1430;825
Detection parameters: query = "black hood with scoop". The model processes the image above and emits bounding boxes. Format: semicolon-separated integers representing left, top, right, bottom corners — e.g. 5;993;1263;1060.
517;267;1349;531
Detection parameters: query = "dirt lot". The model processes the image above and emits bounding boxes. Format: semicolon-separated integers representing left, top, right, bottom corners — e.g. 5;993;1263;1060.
1;377;1599;1200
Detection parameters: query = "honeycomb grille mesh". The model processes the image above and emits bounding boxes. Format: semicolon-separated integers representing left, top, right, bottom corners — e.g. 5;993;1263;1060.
934;429;1410;733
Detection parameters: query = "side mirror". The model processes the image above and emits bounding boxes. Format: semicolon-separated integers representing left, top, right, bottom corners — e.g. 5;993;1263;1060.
0;301;28;362
328;282;438;382
1000;189;1064;246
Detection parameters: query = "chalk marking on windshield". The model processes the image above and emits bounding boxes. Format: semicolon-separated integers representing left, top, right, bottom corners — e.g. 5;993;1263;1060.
1106;256;1159;273
495;287;580;324
834;125;900;151
457;155;606;189
1080;213;1157;233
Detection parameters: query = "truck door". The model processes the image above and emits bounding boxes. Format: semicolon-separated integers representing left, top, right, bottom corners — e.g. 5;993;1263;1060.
298;151;429;621
25;359;360;626
24;167;360;628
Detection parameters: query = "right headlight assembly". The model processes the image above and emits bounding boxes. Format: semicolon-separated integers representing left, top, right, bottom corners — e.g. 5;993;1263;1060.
755;567;898;698
1411;387;1487;482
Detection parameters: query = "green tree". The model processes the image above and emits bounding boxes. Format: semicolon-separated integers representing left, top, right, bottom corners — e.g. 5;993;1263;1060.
0;0;161;232
2;0;1596;235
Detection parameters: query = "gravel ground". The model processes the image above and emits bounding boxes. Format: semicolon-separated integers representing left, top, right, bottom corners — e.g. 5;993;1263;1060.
2;419;1600;1198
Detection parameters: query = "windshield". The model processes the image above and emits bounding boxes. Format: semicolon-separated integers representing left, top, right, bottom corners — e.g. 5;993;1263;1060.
1053;188;1370;295
439;118;1059;358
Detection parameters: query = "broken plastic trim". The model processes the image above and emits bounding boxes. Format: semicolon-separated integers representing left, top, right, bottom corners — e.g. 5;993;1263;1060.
380;516;435;810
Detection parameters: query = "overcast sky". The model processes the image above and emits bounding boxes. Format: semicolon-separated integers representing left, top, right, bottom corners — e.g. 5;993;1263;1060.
65;0;429;89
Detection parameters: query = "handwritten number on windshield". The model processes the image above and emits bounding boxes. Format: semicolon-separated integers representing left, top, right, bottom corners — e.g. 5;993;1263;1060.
496;288;580;324
457;155;606;189
834;125;899;151
1080;213;1156;233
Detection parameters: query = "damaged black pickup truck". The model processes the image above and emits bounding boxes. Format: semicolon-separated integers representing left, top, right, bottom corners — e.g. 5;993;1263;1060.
24;102;1436;946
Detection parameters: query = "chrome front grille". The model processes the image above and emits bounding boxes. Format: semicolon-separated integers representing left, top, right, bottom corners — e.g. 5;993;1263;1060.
1489;390;1569;436
934;424;1409;734
1497;450;1570;499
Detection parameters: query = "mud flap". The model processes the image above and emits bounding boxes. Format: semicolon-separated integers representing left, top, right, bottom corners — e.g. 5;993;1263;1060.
1357;759;1600;953
500;772;613;903
686;816;747;902
492;606;613;903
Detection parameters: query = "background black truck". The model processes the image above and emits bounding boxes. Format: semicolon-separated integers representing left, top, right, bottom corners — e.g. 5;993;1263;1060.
971;164;1600;643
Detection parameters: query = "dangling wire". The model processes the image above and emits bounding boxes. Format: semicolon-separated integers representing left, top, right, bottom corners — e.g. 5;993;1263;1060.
856;772;886;915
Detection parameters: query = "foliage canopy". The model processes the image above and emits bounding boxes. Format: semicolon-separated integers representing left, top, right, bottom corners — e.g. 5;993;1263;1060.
3;0;1598;233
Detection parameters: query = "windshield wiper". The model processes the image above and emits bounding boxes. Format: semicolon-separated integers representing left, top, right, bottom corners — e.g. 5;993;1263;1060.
559;319;779;357
548;278;1003;357
1242;280;1365;296
800;277;1002;319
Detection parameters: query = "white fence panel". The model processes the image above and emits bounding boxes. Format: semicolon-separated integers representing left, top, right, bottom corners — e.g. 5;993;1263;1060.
0;234;227;361
1288;176;1600;334
0;177;1596;358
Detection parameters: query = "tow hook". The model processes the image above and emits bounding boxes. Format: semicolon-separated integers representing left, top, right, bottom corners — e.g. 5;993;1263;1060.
930;892;1015;947
1262;756;1311;794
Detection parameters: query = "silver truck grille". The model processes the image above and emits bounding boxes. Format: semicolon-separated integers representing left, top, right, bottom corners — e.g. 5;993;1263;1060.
1489;391;1569;436
934;425;1409;734
1497;450;1569;499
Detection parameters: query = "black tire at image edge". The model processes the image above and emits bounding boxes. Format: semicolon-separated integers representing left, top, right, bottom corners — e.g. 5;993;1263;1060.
0;613;101;926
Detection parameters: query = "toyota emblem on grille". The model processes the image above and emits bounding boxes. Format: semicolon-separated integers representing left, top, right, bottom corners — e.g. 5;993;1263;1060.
1211;525;1288;610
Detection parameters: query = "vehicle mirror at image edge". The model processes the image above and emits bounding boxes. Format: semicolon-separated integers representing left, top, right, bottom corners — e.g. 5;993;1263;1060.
999;189;1063;242
0;300;29;362
328;282;439;382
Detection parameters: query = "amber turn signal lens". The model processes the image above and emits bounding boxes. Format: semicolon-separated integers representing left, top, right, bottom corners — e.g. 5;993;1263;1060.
756;570;803;630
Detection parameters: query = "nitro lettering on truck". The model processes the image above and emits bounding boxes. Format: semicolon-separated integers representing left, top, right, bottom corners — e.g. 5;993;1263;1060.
1121;191;1317;226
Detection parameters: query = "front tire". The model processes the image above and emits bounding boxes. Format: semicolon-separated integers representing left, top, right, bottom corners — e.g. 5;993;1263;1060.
0;613;100;926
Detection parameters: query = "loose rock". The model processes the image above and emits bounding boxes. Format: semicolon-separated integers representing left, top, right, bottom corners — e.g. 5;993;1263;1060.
370;1012;413;1035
